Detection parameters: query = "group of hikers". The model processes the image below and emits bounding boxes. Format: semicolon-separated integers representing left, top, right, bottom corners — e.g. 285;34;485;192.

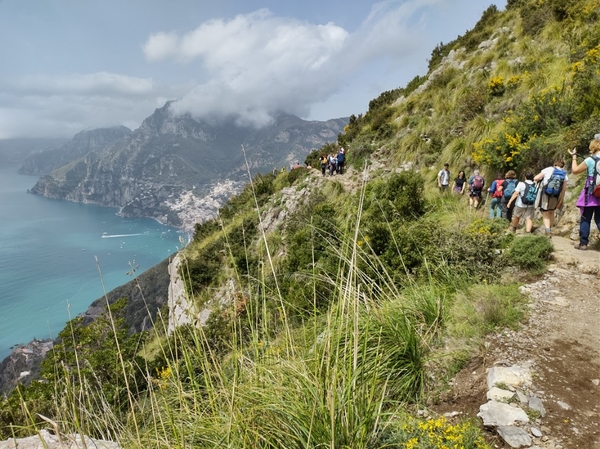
437;133;600;250
272;146;348;178
319;147;347;176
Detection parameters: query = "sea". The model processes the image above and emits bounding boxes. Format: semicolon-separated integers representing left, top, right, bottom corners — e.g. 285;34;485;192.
0;166;186;360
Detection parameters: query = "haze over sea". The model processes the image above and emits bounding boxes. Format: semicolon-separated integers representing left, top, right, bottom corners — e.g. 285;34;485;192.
0;167;184;360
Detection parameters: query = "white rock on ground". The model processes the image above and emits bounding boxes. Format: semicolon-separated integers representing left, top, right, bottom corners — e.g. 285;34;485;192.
0;430;121;449
477;400;530;427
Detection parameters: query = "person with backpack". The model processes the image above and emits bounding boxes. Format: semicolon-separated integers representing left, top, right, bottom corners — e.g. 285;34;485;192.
534;159;568;238
328;152;337;176
569;134;600;250
468;169;485;208
500;170;519;222
488;172;504;218
506;171;537;234
320;153;328;176
336;148;346;175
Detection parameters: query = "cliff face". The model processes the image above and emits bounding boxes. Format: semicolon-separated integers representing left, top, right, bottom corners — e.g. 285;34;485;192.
18;127;132;175
28;104;347;228
0;339;53;395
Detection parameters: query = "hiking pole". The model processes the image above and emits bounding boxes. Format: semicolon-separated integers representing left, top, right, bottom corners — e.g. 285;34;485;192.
478;191;489;211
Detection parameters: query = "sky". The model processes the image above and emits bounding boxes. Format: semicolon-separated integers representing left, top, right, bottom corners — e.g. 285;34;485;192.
0;0;506;140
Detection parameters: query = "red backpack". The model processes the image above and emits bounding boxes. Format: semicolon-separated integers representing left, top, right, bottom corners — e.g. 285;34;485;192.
492;179;504;198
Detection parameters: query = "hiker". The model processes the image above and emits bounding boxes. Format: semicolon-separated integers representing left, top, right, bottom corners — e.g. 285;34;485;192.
500;170;519;222
437;163;450;192
328;152;337;176
336;147;346;174
534;159;568;238
568;134;600;250
272;167;278;176
291;161;301;170
452;170;467;195
488;172;504;218
468;170;485;208
320;153;328;176
507;171;537;234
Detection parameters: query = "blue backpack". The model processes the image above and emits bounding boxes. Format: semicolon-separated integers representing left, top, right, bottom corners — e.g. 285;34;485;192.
544;168;566;197
521;182;538;206
503;179;518;200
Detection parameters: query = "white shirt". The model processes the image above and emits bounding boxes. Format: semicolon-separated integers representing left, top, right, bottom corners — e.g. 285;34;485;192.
438;169;450;186
514;180;535;208
540;166;568;186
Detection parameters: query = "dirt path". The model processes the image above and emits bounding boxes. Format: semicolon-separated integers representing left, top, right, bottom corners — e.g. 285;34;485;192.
434;236;600;448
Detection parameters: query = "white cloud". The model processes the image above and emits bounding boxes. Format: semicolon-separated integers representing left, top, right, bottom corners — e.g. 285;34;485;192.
12;73;155;97
0;73;183;138
0;98;142;139
144;32;180;62
0;0;504;139
143;1;452;127
144;9;350;126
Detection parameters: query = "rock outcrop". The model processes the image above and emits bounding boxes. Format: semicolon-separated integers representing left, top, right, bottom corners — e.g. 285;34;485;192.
0;340;53;395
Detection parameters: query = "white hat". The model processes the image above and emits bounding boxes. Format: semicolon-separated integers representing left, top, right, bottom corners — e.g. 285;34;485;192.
595;133;600;140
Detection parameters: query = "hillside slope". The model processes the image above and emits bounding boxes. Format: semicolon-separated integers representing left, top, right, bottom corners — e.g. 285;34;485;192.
1;1;599;447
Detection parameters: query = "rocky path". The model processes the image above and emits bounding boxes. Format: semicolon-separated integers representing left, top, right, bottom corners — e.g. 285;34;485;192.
436;236;600;448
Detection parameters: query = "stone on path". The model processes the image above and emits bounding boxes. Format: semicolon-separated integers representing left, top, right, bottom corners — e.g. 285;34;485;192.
487;365;532;390
497;425;533;448
528;394;546;417
478;400;530;427
487;386;516;401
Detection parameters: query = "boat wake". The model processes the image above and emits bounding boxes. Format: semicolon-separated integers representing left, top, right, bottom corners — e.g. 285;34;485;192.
101;233;146;239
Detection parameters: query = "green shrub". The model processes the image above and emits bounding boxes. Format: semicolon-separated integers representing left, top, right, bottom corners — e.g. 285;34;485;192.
457;86;488;121
364;171;426;223
506;235;554;273
449;284;527;343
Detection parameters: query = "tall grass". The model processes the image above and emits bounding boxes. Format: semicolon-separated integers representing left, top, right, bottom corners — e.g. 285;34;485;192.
2;167;541;449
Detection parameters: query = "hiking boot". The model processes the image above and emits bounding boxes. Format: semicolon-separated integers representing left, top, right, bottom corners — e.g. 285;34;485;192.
574;243;588;251
508;225;516;234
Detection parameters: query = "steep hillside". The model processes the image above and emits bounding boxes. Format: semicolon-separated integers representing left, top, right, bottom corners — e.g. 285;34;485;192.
1;1;599;448
340;0;599;183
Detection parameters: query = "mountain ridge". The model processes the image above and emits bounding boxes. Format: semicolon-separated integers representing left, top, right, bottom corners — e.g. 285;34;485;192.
27;105;347;228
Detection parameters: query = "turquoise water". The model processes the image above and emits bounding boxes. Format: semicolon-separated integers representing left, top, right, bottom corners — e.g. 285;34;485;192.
0;167;185;359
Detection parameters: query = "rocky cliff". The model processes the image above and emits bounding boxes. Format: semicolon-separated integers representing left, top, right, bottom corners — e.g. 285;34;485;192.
0;339;53;395
19;127;132;175
28;103;347;228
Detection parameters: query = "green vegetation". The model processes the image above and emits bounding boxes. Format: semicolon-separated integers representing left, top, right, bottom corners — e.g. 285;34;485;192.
2;0;599;447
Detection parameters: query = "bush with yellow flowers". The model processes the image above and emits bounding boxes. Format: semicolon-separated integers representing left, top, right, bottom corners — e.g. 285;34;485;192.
489;76;505;96
379;415;489;448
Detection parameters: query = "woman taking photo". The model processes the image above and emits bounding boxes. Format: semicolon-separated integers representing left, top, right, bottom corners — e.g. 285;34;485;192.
569;134;600;250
